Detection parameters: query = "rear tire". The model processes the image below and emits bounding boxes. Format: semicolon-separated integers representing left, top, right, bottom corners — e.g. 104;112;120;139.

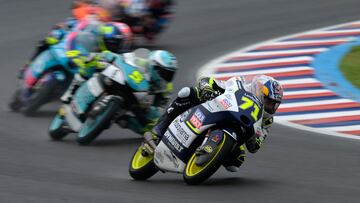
76;99;120;145
129;146;158;180
183;132;235;185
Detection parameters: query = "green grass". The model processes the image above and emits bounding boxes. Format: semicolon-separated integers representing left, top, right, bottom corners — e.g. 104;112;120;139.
340;46;360;89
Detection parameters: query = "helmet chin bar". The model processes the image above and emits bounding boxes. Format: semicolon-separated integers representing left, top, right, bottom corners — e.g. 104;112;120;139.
154;65;175;82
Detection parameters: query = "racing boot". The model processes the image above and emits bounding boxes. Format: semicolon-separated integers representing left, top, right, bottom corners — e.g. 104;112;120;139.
60;73;85;104
223;144;246;172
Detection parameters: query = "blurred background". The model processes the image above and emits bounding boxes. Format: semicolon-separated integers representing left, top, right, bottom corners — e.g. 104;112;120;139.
1;0;360;202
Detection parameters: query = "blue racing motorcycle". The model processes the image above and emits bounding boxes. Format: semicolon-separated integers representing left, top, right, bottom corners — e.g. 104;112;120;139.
9;41;78;116
48;54;159;145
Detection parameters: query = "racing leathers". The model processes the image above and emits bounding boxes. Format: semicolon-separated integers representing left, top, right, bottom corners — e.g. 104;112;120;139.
148;76;273;172
60;18;132;103
62;49;174;134
19;17;78;79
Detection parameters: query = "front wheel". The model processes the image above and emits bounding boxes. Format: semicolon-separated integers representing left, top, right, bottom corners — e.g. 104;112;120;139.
8;89;23;111
23;78;59;116
129;145;158;180
76;99;120;145
183;132;235;185
48;111;70;140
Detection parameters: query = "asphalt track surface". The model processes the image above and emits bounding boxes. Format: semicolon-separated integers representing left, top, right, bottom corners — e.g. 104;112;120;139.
1;0;360;202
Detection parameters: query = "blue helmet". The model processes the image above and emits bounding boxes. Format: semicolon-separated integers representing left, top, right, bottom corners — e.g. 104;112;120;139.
99;22;130;53
149;50;178;83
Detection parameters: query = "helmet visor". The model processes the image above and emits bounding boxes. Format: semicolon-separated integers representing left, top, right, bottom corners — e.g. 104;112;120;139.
264;97;281;114
104;38;123;53
154;65;175;82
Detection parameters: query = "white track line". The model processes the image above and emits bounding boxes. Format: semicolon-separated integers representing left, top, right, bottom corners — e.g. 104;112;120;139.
277;110;360;120
279;98;355;108
213;66;313;78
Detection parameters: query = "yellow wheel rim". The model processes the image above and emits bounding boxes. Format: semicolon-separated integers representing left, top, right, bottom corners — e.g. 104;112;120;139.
185;134;226;177
131;146;154;170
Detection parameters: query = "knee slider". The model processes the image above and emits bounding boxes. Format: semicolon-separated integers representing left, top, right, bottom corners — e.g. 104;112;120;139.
177;87;191;98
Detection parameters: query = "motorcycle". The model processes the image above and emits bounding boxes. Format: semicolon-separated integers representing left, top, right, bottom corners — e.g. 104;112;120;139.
129;78;264;185
9;41;77;116
48;53;158;145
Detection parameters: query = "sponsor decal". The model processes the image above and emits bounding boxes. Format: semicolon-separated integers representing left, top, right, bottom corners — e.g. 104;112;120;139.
203;145;213;153
220;98;232;109
164;131;184;152
205;102;214;111
190;109;205;129
211;134;220;143
173;120;190;142
179;110;190;122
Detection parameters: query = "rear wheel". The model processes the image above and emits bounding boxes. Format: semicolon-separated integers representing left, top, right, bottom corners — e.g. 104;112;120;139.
77;99;120;145
129;145;158;180
183;132;235;185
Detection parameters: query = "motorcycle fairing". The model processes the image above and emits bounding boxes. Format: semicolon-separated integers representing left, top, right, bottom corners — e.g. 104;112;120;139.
72;76;104;114
112;57;150;92
26;41;77;87
28;50;58;79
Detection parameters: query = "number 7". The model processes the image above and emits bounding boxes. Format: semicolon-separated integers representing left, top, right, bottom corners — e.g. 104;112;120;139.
239;96;260;121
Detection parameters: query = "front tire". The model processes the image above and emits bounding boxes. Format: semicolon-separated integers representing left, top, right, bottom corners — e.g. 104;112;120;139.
48;112;69;140
23;78;58;116
129;146;158;180
8;89;23;111
76;99;120;145
183;132;235;185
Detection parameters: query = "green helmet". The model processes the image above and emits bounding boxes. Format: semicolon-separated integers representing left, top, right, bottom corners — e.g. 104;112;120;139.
149;50;178;83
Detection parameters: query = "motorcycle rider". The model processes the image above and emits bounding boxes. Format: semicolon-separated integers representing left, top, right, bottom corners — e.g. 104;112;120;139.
144;75;284;172
11;17;132;111
95;0;175;41
18;17;78;79
58;19;133;103
56;48;178;135
17;15;131;79
110;48;178;134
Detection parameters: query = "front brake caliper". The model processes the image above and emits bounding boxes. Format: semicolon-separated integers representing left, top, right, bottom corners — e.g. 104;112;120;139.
195;130;224;166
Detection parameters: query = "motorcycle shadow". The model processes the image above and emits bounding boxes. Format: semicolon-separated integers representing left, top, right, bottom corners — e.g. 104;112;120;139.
26;110;58;118
202;176;277;187
90;137;143;147
135;176;277;187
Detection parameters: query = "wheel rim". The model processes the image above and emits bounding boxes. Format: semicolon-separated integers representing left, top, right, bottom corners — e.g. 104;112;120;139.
131;146;154;170
185;134;226;177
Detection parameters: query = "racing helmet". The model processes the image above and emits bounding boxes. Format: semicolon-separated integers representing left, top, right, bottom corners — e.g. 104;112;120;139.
149;50;178;84
251;75;283;114
99;22;132;53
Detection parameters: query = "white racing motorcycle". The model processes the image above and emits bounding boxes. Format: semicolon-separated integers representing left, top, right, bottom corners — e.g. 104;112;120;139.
129;77;265;185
